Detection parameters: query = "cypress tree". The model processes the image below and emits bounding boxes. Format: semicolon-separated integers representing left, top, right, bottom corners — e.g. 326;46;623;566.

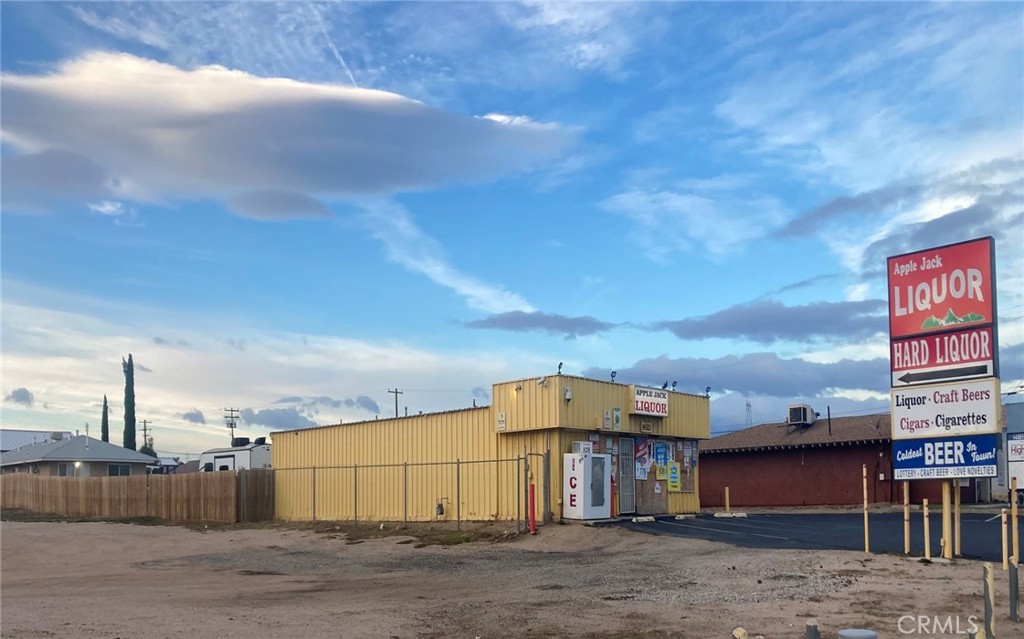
101;395;110;442
123;354;136;450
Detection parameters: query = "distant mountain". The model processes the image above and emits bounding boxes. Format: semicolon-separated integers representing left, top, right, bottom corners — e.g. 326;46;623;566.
920;309;986;330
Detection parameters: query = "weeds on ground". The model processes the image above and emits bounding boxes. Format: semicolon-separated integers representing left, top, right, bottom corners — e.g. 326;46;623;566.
1;507;520;546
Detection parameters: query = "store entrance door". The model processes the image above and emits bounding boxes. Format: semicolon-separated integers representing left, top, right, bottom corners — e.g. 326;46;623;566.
619;437;635;514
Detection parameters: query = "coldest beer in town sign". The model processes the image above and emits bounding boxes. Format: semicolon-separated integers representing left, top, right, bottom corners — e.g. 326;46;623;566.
893;433;998;480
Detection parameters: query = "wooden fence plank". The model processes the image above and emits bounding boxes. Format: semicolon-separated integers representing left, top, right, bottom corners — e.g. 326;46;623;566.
0;471;267;523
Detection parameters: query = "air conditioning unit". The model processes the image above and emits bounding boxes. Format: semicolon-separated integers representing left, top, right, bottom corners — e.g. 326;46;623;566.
787;404;816;427
572;441;594;454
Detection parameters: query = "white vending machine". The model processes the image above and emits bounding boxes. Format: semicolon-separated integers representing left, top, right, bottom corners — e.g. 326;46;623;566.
562;451;612;520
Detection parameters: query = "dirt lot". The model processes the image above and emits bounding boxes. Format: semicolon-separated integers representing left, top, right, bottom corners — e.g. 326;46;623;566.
0;517;1015;638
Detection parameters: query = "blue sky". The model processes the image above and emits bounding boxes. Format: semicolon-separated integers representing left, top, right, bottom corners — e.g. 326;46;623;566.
2;1;1022;458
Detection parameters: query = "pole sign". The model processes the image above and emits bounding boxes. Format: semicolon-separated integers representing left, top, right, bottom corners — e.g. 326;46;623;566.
887;237;995;341
893;433;998;480
891;326;995;386
891;377;1001;440
888;237;1001;480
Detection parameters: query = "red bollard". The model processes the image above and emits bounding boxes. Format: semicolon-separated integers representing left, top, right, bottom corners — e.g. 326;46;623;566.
528;483;537;534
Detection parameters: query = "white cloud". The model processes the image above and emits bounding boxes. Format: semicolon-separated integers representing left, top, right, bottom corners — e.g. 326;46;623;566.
359;201;534;314
602;189;788;261
0;286;548;455
713;12;1023;192
1;52;573;216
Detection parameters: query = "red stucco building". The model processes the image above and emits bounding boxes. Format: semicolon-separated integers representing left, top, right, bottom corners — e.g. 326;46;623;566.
699;412;982;508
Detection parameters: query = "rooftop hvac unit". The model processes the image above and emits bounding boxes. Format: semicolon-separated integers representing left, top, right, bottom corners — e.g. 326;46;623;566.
787;404;816;427
571;441;594;454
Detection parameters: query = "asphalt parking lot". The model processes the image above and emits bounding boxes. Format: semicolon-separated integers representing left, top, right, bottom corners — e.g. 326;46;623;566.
617;511;1019;562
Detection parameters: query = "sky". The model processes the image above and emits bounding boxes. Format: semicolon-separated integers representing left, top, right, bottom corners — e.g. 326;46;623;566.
2;1;1022;459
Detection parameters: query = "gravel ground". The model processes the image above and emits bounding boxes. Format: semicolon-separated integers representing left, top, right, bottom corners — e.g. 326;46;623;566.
0;520;1015;638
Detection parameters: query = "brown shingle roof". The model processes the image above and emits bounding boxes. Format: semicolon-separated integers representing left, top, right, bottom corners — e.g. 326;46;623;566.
700;412;891;453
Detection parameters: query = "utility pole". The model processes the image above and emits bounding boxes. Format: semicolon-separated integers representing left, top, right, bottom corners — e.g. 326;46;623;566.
388;389;403;418
140;420;151;446
224;407;239;443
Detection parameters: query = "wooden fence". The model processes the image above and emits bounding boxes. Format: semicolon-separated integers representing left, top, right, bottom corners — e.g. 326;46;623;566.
0;470;274;523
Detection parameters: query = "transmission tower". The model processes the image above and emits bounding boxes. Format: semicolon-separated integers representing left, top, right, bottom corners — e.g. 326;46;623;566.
745;401;752;429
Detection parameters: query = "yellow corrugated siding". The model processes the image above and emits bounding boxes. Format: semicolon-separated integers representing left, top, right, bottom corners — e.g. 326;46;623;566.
273;376;710;521
494;376;710;440
492;379;560;432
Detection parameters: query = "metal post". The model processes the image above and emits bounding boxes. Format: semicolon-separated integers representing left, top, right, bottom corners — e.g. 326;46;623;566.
942;480;953;560
1010;557;1020;623
984;562;995;638
543;449;552;524
312;465;317;522
354;465;359;523
923;499;931;560
1013;476;1019;563
403;462;408;524
955;478;962;557
862;465;870;553
1003;508;1009;571
725;486;731;513
903;481;910;555
516;456;522;533
522;450;529;530
456;459;461;531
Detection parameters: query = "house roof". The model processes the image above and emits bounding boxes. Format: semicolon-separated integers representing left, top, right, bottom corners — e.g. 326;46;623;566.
177;459;202;473
0;436;157;466
700;412;891;454
1;429;73;452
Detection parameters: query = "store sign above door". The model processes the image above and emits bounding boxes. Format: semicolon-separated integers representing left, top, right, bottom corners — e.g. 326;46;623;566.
631;386;669;417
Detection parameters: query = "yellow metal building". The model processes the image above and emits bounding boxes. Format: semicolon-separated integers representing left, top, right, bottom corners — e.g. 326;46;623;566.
272;375;710;523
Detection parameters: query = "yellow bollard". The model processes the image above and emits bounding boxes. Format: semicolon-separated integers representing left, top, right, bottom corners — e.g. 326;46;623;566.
1002;508;1009;571
903;481;910;555
725;486;731;514
923;498;931;560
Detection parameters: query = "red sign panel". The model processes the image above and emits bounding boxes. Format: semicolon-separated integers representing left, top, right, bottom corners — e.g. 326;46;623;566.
891;326;994;372
887;237;994;340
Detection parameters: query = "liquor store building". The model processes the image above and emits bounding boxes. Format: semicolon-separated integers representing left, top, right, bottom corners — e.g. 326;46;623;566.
272;375;710;523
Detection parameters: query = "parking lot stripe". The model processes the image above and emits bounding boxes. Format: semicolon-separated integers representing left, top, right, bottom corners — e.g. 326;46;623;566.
661;520;790;540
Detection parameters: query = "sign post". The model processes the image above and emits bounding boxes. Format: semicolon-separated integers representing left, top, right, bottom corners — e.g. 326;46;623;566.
888;237;999;560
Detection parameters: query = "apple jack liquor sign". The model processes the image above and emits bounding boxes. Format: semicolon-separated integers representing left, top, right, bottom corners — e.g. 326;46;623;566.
888;237;999;386
888;237;1001;481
